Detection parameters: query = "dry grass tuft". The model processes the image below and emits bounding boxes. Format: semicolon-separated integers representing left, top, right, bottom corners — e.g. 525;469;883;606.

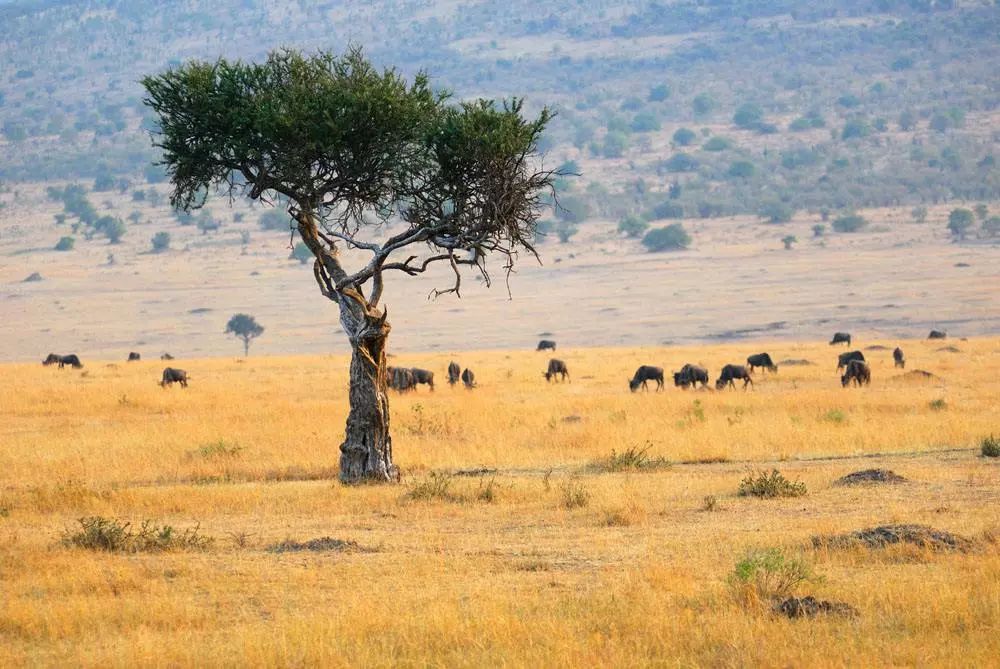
738;469;808;498
62;516;213;553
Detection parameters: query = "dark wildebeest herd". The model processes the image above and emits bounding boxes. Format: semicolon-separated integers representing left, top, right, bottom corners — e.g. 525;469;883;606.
39;330;948;393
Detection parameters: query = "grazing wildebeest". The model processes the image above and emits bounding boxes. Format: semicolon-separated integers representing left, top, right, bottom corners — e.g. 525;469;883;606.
387;366;416;392
829;332;852;346
127;352;141;362
928;330;947;340
716;364;754;390
537;339;557;352
544;359;569;382
893;347;905;369
673;364;709;389
629;365;664;392
42;353;83;369
836;350;865;371
447;361;461;386
746;352;777;374
410;368;435;391
461;368;476;388
160;367;189;388
841;359;871;387
161;353;175;360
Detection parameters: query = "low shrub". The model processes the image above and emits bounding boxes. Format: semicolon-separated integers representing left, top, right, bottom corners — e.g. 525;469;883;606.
404;472;456;502
62;516;213;553
560;478;591;509
592;442;670;473
729;548;818;607
982;435;1000;458
738;469;807;498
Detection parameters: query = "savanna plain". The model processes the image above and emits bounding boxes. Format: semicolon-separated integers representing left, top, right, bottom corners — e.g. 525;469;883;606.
1;339;998;667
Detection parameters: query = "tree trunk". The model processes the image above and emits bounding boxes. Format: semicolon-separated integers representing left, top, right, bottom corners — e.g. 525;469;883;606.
339;307;397;484
243;337;249;357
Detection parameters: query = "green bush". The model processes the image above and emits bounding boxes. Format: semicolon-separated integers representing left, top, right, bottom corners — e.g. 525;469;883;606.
760;201;794;224
664;153;698;172
728;161;756;179
62;516;213;553
648;84;671;102
151;231;171;252
738;469;807;498
842;118;871;140
54;236;75;251
672;127;696;146
981;435;1000;458
642;224;691;252
733;103;764;129
630;113;660;133
259;209;289;231
617;215;648;238
602;130;629;158
290;242;312;264
702;136;731;152
729;548;817;607
832;215;867;233
650;201;684;220
692;93;715;117
781;235;797;250
947;208;974;239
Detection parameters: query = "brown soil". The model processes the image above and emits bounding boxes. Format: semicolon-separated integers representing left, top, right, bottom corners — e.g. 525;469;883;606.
812;524;975;552
834;469;908;486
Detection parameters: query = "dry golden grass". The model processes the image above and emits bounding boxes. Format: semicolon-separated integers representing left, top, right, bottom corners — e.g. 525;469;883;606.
1;339;998;666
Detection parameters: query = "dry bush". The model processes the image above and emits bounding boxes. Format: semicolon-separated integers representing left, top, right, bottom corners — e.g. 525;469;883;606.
738;469;807;498
560;478;591;509
62;516;213;553
728;548;819;609
982;435;1000;458
590;442;671;473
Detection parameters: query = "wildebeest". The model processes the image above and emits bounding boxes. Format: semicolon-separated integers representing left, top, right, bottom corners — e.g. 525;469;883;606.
127;352;141;362
716;364;754;390
673;364;709;389
928;330;947;340
836;350;865;371
42;353;83;369
829;332;852;346
746;352;777;374
161;353;175;360
840;359;871;387
629;365;664;392
537;339;557;352
410;368;435;391
461;368;476;388
447;361;461;386
160;367;189;388
544;359;569;382
893;347;905;369
387;366;416;392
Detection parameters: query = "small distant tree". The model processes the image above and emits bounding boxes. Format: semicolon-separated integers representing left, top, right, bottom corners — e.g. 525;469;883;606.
618;215;648;238
841;119;871;140
196;211;220;235
630;113;660;133
54;213;66;226
128;210;142;224
103;217;127;244
151;231;171;252
973;204;988;221
556;194;590;224
692;93;715;117
672;127;696;146
226;313;265;357
650;200;684;220
898;109;916;131
556;222;577;244
733;103;763;129
760;201;794;224
642;223;690;252
603;130;628;158
93;172;116;192
54;236;75;251
982;216;1000;238
728;161;756;179
832;214;868;233
781;235;797;250
240;230;251;255
259;209;290;231
812;224;825;238
132;189;146;202
947;208;974;240
702;136;731;152
911;206;928;223
664;153;698;172
648;84;671;102
290;242;312;264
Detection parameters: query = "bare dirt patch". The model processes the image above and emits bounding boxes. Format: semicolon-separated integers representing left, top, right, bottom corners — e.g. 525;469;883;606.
834;469;908;486
812;524;975;552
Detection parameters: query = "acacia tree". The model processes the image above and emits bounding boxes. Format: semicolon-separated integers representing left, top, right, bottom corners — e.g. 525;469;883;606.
143;48;555;483
226;313;264;357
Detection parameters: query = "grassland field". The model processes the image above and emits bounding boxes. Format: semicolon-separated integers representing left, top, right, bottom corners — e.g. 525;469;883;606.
0;338;998;666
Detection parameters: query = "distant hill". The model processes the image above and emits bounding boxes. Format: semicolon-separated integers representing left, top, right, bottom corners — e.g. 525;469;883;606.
1;0;998;225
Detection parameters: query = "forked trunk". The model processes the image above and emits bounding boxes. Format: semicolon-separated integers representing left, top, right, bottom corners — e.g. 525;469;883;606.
339;309;398;484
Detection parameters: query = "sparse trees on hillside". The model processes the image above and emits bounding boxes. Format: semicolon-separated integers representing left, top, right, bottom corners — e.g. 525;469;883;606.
225;313;264;357
733;103;764;130
143;48;556;484
617;215;648;238
151;231;170;252
54;236;75;251
832;214;867;233
672;127;696;146
911;206;928;223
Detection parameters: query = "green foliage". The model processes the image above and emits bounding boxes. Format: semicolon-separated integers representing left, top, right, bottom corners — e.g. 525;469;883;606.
642;223;690;252
728;160;756;179
981;435;1000;458
733;102;764;129
841;118;871;140
259;209;289;231
54;236;75;251
101;216;127;244
760;201;794;224
982;216;1000;238
290;242;312;264
196;211;220;234
592;442;670;473
664;153;698;172
738;469;807;498
151;231;170;252
812;224;825;238
781;235;797;250
898;109;917;131
602;130;629;157
404;472;456;502
648;84;671;102
630;113;660;133
556;222;577;244
837;93;861;108
93;172;116;192
650;200;684;220
62;516;213;553
911;206;928;223
617;215;648;238
832;214;868;233
672;127;696;146
556;194;590;224
947;208;974;239
691;93;715;117
225;313;264;355
729;548;817;606
973;203;988;221
702;136;731;151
